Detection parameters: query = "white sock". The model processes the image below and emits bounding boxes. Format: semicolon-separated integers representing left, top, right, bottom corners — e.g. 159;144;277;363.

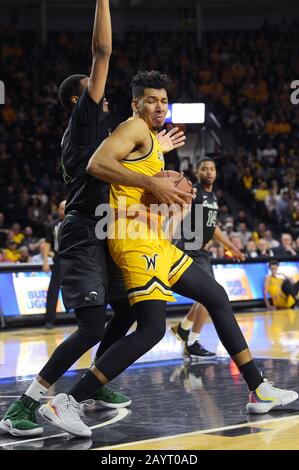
180;317;193;330
25;378;48;402
188;332;200;346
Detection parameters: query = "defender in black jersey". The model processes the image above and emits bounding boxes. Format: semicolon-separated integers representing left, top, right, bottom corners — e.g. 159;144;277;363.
0;1;133;438
172;157;245;359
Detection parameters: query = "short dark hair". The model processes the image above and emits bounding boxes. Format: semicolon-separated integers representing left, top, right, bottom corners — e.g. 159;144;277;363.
131;70;171;99
269;259;279;267
197;157;216;169
58;74;88;112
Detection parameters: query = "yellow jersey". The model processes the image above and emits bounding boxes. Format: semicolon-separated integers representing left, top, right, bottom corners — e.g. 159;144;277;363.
107;119;193;305
109;122;164;211
267;275;295;308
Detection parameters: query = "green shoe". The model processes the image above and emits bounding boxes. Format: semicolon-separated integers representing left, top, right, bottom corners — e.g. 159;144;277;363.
93;386;132;409
0;395;43;436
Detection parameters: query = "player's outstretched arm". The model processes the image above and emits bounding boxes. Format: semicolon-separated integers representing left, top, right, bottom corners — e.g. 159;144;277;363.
213;225;245;261
87;0;112;104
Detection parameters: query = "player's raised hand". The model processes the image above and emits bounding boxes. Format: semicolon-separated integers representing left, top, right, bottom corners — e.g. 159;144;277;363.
157;127;186;153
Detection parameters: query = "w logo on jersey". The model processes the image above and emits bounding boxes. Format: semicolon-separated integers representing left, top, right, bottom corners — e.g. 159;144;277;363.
142;253;159;271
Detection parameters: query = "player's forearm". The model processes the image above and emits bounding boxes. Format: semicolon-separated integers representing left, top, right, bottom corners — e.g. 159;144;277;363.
41;242;51;263
87;158;153;190
213;226;232;249
92;0;112;57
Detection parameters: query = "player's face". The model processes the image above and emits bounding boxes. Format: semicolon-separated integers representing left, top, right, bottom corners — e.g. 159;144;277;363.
58;201;66;220
197;161;217;185
270;264;278;275
134;88;168;131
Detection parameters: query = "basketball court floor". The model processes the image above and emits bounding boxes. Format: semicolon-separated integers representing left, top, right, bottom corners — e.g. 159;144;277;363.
0;309;299;450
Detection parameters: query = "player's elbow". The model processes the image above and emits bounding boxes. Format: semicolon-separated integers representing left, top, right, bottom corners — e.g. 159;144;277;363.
86;159;101;178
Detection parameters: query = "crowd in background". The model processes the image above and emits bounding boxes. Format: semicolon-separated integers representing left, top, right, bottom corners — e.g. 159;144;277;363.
1;19;299;263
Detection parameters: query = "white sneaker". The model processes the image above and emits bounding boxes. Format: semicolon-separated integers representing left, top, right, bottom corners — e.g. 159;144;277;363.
247;379;298;414
39;394;91;438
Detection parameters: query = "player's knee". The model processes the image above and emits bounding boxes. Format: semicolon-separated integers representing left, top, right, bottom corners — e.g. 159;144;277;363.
148;322;166;346
207;284;229;310
77;326;103;347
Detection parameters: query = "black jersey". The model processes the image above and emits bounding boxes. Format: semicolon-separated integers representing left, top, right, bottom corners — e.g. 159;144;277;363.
61;88;110;219
175;182;219;256
45;219;62;260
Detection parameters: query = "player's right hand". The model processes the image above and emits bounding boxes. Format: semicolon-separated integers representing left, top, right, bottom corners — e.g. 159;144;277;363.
43;263;50;273
148;176;195;206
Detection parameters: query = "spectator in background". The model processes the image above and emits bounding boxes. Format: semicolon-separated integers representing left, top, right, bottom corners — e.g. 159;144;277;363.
246;240;259;258
0;249;9;263
265;187;280;219
235;209;252;229
208;244;218;259
22;226;41;255
276;190;290;223
217;245;225;259
217;205;231;226
252;223;267;243
264;230;280;249
254;181;269;203
0;212;7;247
3;239;20;262
223;222;238;239
242;167;254;190
236;222;252;246
256;239;274;257
18;246;32;263
229;235;245;253
273;233;297;257
11;222;24;245
27;198;46;235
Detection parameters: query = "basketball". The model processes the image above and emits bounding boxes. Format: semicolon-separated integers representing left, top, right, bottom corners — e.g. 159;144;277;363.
141;170;193;205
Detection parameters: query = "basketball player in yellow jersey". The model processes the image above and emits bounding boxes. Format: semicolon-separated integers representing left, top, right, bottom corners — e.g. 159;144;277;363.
264;259;299;309
42;72;297;434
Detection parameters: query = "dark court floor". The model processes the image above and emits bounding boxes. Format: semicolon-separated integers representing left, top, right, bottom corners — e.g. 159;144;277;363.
1;311;299;450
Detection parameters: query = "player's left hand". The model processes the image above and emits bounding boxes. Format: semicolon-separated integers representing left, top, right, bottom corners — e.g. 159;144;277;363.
230;247;246;262
157;127;186;153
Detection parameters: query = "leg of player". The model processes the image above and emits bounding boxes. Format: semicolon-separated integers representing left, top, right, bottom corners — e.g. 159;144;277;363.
170;304;195;342
281;279;299;306
171;302;215;358
0;305;106;437
172;262;298;414
90;298;137;408
39;301;166;436
183;303;216;359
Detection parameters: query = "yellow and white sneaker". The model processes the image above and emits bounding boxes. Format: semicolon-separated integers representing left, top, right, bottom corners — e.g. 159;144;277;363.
247;379;298;414
39;393;91;438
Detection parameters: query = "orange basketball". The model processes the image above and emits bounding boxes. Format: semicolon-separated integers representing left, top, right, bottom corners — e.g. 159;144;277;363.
141;170;193;205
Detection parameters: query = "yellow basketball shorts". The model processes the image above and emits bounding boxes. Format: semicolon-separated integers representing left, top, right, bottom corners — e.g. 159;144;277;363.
107;219;193;306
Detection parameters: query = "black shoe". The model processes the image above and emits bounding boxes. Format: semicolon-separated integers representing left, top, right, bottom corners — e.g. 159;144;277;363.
45;322;54;330
183;341;216;359
170;322;189;342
